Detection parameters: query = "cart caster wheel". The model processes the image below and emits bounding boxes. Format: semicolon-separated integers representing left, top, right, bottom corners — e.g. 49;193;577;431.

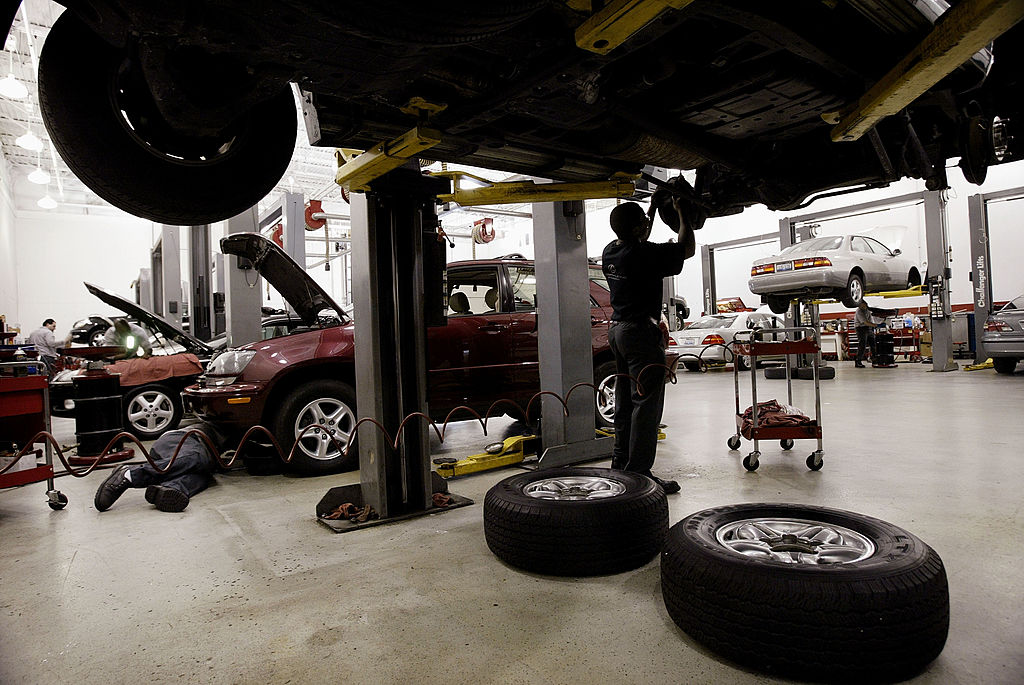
806;453;824;471
47;492;68;510
727;436;741;451
743;453;760;472
780;438;794;451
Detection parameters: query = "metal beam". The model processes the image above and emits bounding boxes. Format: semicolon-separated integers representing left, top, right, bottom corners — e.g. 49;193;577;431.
224;208;262;347
435;172;636;207
575;0;697;55
923;191;958;372
967;193;992;364
336;126;441;192
831;0;1024;142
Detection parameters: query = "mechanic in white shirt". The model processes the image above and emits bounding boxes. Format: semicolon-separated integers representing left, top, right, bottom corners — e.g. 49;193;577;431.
100;319;153;359
27;318;66;372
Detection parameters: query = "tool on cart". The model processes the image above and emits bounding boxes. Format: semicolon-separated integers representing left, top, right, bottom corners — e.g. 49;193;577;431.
728;327;824;472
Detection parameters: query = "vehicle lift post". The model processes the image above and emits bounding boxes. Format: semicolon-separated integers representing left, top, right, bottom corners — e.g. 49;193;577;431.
317;165;471;531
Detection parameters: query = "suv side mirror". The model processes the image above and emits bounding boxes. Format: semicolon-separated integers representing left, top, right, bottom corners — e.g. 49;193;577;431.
892;248;902;256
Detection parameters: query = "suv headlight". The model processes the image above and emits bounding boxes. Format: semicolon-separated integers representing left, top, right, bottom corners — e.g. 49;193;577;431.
206;350;257;380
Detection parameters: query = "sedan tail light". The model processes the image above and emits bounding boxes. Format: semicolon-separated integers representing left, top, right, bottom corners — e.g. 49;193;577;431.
751;264;775;276
702;334;726;345
793;257;832;269
984;319;1013;332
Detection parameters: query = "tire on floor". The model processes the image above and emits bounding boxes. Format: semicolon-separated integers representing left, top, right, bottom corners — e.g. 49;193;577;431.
484;467;668;576
660;502;949;682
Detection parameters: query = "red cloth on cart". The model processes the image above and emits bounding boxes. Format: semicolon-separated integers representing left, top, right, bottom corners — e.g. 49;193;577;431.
740;399;813;439
106;354;203;387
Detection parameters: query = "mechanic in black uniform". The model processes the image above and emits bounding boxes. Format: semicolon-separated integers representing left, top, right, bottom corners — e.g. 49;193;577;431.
602;199;695;494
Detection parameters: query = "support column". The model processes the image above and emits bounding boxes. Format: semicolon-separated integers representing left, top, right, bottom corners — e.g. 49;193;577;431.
350;168;449;517
224;208;262;347
967;193;992;364
533;200;611;467
189;224;213;341
924;191;958;371
700;244;716;317
282;192;306;271
153;226;182;327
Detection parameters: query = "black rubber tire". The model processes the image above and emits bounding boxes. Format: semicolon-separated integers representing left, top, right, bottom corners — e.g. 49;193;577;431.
766;296;791;315
763;366;788;380
48;492;69;510
273;380;359;475
682;361;701;373
806;453;824;470
661;503;949;682
992;357;1018;375
727;435;741;451
483;467;667;576
734;353;750;371
839;273;865;308
122;384;183;440
88;326;106;347
38;12;296;225
741;455;759;471
794;365;836;380
593;361;617;430
780;438;794;450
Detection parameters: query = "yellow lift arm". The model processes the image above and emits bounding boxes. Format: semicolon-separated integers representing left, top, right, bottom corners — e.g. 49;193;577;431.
574;0;697;55
829;0;1024;142
432;170;637;207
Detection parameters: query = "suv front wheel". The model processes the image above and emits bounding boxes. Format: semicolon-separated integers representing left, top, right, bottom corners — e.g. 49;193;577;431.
273;380;359;474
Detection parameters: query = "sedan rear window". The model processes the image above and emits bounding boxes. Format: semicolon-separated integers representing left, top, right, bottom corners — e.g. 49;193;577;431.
778;236;844;255
686;315;736;329
1002;295;1024;311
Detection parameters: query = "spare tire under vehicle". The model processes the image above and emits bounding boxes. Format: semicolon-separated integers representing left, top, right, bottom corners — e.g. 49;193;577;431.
38;12;297;225
661;503;949;682
484;467;667;576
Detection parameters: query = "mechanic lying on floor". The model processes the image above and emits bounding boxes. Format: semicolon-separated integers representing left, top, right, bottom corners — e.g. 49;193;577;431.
94;422;228;513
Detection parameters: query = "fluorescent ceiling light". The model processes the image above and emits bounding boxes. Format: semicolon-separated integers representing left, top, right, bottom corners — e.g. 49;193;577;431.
16;130;43;151
37;195;58;210
0;72;27;99
27;167;50;184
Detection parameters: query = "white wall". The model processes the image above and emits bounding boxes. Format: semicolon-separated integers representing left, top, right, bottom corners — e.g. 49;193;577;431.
11;210;154;342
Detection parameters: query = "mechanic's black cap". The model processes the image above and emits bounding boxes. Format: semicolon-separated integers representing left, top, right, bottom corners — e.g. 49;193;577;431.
609;202;648;239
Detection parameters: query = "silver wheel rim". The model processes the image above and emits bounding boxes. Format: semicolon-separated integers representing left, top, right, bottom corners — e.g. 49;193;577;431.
596;374;616;424
127;389;175;434
715;517;875;565
294;397;355;461
849;277;863;302
90;330;104;346
524;475;626;501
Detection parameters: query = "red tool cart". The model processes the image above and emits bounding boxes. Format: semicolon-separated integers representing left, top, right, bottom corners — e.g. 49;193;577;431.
728;327;824;472
0;362;68;509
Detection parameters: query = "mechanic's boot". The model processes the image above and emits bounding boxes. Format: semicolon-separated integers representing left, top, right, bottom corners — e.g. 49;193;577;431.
651;475;681;495
145;485;190;512
94;465;134;511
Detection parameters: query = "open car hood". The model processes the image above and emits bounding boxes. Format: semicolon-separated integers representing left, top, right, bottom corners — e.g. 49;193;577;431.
84;282;214;356
219;233;347;326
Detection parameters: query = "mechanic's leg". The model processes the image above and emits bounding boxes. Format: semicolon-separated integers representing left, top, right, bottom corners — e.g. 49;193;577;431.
128;429;207;487
609;324;631;470
622;323;667;475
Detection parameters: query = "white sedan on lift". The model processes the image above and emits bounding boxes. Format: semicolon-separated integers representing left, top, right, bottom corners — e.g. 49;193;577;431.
749;235;923;313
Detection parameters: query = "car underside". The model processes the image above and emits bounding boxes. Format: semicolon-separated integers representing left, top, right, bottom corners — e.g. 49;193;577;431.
15;0;1024;224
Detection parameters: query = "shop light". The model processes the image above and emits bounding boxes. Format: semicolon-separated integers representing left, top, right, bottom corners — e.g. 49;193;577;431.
27;166;49;184
16;129;43;151
0;72;26;98
37;194;57;209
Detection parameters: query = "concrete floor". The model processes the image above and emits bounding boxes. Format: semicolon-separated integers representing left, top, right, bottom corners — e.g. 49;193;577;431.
1;361;1023;684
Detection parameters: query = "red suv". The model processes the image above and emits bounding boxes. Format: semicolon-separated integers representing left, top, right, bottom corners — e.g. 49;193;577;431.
184;234;674;474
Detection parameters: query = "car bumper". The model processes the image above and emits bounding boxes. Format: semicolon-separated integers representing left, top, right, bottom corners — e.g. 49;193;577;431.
749;268;844;294
980;336;1024;357
671;343;727;364
182;382;266;429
